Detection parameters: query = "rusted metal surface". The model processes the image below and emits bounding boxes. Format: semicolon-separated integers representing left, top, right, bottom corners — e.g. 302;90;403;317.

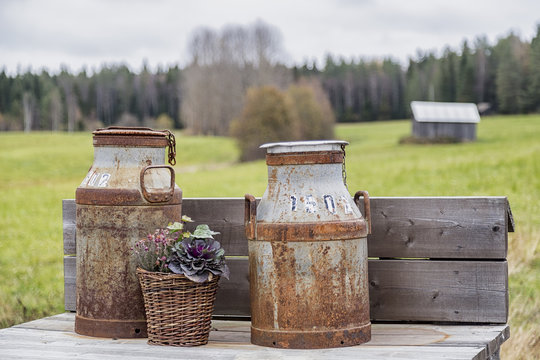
246;140;372;349
93;127;168;147
244;194;256;240
354;190;372;234
266;151;343;165
93;135;168;147
255;220;367;241
140;165;176;203
76;187;182;206
76;204;181;338
93;127;177;166
75;127;182;338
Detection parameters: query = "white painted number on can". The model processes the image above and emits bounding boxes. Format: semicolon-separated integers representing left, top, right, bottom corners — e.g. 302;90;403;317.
88;173;99;186
98;173;111;187
290;195;298;211
324;195;336;214
305;195;318;213
340;196;354;214
80;173;91;186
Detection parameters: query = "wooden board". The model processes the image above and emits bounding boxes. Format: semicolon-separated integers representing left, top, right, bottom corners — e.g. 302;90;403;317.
368;259;508;323
182;198;251;256
213;257;250;317
63;256;76;312
63;197;513;259
62;256;252;317
62;199;76;255
64;255;508;323
63;197;510;323
0;313;509;360
365;197;510;259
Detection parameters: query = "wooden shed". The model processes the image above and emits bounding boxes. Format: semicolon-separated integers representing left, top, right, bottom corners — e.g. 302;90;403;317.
410;101;480;142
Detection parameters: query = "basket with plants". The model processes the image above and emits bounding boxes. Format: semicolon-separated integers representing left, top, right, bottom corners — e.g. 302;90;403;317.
132;216;229;346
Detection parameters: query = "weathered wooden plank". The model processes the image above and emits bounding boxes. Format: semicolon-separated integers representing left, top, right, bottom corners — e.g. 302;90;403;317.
213;257;250;317
64;257;508;323
365;197;509;259
182;198;252;256
413;121;477;142
1;313;509;360
213;259;509;322
62;199;76;255
368;260;508;324
0;341;486;360
64;255;250;317
63;197;511;321
63;256;76;312
64;197;512;259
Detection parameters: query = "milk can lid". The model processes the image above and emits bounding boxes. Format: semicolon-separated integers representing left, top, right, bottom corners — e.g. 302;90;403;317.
260;140;349;154
92;126;170;147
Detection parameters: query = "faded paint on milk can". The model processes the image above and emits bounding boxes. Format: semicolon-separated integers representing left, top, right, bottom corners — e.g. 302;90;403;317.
245;140;372;349
75;127;182;338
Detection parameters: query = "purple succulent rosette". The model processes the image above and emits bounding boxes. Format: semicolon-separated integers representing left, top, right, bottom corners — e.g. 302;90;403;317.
168;224;230;283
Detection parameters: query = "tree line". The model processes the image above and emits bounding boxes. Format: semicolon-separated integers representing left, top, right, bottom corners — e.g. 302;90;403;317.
1;22;539;132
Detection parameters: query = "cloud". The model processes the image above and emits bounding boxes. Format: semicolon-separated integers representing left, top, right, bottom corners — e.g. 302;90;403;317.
1;0;539;74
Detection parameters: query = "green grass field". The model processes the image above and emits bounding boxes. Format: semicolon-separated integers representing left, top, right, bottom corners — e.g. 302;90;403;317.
0;115;538;358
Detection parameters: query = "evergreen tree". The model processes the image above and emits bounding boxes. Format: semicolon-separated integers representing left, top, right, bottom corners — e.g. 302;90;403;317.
525;24;540;112
439;48;458;102
494;33;527;113
457;41;476;102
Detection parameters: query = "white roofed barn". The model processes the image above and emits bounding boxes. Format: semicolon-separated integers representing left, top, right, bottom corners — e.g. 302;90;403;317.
410;101;481;142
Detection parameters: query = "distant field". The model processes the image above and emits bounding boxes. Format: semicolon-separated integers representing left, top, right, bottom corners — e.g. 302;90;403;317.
0;115;538;358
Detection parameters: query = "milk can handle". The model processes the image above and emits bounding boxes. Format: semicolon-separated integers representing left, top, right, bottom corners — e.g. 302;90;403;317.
354;190;372;235
140;165;175;203
244;194;257;240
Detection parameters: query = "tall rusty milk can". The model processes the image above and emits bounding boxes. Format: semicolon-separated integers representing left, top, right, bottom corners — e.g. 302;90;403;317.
244;140;372;349
75;127;182;338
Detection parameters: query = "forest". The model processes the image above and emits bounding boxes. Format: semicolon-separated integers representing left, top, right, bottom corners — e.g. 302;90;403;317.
1;22;539;133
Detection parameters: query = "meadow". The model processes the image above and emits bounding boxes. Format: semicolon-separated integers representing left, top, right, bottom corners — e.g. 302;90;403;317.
0;115;538;358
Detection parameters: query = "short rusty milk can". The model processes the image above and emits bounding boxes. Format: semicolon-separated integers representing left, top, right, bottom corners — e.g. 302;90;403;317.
75;127;182;338
244;140;372;349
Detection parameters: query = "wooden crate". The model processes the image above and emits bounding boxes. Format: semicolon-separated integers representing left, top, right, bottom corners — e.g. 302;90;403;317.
63;196;513;324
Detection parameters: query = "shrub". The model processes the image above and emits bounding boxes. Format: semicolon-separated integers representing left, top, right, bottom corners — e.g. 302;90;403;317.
230;86;295;161
286;80;335;140
231;81;335;161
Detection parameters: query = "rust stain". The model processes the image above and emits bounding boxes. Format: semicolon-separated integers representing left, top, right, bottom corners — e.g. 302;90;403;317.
247;144;372;349
93;127;168;147
75;126;181;339
76;205;182;338
76;187;182;206
256;220;367;242
266;151;344;165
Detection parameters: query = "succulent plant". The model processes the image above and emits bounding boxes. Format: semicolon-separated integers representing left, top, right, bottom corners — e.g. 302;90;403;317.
168;225;230;283
132;218;229;283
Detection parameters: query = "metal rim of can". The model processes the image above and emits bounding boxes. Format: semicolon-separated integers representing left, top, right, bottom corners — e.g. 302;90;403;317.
260;140;349;154
254;219;368;241
266;151;344;165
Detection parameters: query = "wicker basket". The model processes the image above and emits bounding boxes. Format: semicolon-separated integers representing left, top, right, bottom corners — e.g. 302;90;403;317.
136;268;220;346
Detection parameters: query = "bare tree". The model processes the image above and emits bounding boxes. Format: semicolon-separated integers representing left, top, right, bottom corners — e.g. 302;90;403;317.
50;88;63;131
23;92;33;132
58;73;79;132
181;21;292;136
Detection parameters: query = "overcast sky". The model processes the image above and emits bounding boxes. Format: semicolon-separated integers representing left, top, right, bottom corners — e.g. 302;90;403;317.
1;0;539;74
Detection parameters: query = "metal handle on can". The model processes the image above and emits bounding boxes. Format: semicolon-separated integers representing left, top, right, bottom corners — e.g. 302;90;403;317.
140;165;175;203
245;194;257;240
354;190;372;235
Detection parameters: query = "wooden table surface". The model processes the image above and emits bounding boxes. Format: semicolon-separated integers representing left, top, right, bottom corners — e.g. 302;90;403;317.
0;312;509;359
